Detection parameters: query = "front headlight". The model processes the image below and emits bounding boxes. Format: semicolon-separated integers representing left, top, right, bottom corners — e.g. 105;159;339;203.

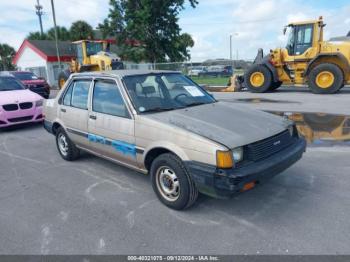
232;147;243;163
35;100;43;107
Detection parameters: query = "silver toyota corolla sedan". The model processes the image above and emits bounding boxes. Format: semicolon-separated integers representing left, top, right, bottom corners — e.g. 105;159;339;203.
43;70;306;210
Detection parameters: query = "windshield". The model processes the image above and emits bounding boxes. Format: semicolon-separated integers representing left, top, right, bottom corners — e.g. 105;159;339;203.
86;42;104;56
123;73;216;113
12;72;38;81
0;77;25;91
286;26;295;50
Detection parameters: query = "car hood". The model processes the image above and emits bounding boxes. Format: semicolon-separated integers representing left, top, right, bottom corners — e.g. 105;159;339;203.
0;89;41;105
144;102;290;148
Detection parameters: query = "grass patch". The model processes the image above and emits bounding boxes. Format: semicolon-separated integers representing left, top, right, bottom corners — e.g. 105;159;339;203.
190;76;230;86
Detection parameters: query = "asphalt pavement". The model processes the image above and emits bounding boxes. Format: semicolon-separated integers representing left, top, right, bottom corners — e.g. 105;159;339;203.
0;88;349;254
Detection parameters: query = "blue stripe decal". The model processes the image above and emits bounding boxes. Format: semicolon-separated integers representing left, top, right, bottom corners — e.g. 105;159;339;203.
87;133;137;157
112;141;136;157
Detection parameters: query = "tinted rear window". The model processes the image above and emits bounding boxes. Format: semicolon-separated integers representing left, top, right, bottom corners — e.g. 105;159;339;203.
12;72;38;81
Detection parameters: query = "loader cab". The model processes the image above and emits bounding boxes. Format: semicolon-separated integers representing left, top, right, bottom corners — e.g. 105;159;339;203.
284;17;324;57
73;40;105;65
285;24;314;56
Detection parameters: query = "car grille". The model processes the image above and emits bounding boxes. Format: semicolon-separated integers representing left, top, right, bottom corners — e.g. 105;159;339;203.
2;104;19;111
19;102;33;110
245;130;295;162
8;116;33;123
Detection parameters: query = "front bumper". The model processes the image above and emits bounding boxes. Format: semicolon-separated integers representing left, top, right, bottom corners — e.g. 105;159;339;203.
0;106;44;128
185;138;306;199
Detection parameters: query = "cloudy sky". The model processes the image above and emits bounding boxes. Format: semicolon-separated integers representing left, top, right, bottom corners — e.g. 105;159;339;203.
1;0;350;61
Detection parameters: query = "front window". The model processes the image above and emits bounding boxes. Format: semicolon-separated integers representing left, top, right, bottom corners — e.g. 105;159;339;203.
286;24;313;56
86;42;103;56
92;80;130;118
123;73;216;113
0;77;25;91
12;72;38;81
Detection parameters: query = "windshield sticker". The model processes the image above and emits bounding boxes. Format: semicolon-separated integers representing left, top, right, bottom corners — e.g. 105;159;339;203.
183;86;205;97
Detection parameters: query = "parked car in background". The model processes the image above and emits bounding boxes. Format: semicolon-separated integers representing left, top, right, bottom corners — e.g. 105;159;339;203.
1;71;50;99
44;70;306;210
188;66;206;76
199;65;234;77
0;76;44;128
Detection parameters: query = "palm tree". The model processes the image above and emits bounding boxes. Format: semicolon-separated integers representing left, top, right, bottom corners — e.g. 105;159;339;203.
0;43;16;71
70;20;94;41
47;26;71;41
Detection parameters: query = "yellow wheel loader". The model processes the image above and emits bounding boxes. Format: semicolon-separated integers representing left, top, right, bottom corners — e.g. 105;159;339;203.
235;17;350;94
58;40;124;89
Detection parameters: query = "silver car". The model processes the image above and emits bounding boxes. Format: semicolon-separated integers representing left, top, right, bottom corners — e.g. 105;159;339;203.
43;70;306;210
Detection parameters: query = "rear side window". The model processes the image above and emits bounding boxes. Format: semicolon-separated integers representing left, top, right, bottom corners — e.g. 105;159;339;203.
71;80;91;109
92;80;129;118
63;83;73;106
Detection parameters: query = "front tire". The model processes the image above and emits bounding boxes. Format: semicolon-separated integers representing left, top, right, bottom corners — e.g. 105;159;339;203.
150;153;198;210
56;127;80;161
244;65;273;93
308;63;344;94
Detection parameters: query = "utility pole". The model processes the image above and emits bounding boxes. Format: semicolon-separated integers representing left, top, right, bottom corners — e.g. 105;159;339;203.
229;35;232;61
35;0;44;36
50;0;62;69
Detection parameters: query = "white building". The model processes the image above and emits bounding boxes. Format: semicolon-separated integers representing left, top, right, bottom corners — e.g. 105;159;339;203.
13;40;74;88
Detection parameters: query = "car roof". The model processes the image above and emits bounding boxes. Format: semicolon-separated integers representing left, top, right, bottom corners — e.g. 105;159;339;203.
71;70;181;79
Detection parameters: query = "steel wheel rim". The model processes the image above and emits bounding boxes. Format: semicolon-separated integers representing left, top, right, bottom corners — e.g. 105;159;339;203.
316;71;334;89
58;133;69;156
156;166;180;202
250;72;265;87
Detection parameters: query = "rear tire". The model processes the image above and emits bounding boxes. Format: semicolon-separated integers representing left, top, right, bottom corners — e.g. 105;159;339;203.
56;127;80;161
308;63;343;94
150;153;198;210
244;65;273;93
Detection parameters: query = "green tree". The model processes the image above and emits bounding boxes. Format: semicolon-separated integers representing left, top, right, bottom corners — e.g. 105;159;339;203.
26;31;49;40
100;0;198;63
47;26;71;41
69;20;94;41
0;43;16;71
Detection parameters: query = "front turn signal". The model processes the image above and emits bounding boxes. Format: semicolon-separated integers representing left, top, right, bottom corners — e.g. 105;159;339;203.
216;150;233;169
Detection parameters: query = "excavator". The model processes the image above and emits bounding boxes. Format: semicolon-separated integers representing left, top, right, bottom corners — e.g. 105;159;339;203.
58;40;124;89
228;17;350;94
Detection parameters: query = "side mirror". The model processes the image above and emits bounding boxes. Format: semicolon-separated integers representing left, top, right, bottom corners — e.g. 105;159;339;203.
283;27;287;35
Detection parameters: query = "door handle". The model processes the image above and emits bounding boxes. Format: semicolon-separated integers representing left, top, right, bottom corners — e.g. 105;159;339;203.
89;115;97;120
61;108;66;113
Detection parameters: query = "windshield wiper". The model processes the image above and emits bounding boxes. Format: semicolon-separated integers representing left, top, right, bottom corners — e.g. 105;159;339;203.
185;102;207;107
141;107;176;113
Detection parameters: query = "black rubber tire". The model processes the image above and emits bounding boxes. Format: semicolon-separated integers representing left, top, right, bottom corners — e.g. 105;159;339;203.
308;63;344;94
55;127;80;161
244;64;273;93
58;70;70;90
269;81;282;91
150;153;198;210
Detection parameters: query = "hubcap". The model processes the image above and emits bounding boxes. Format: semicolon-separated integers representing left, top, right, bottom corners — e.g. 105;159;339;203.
58;133;69;156
250;72;265;87
156;167;180;202
316;71;334;89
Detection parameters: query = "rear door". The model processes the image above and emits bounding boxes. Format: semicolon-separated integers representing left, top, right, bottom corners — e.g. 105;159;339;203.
59;78;92;148
88;78;137;167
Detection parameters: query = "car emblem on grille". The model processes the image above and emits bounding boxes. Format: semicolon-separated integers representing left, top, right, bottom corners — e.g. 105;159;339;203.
273;140;281;146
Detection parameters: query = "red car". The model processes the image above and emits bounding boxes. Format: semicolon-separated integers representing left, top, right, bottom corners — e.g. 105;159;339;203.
4;71;50;99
